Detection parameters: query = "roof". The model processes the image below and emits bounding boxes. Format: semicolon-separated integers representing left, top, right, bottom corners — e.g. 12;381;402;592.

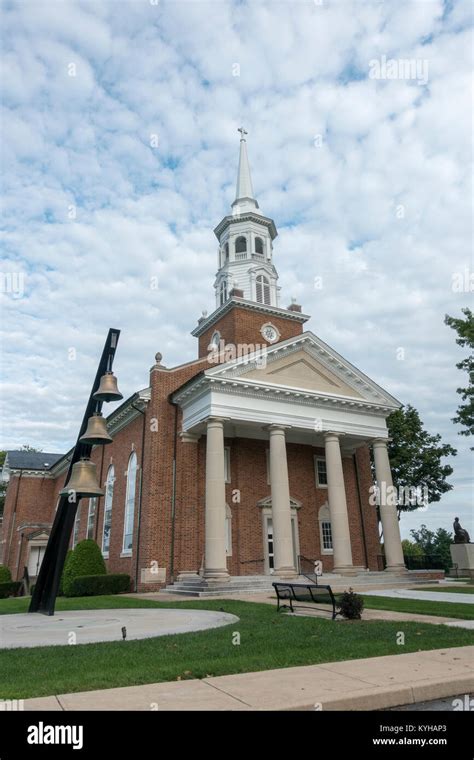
6;451;64;471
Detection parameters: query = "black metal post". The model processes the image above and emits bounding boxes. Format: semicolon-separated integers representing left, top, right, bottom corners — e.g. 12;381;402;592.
29;328;121;616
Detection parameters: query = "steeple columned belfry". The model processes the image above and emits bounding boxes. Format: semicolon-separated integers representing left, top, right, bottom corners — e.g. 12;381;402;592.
193;128;309;357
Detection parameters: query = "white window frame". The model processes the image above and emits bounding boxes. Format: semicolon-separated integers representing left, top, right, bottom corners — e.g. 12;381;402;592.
224;446;231;483
122;453;137;555
72;503;81;548
225;504;232;556
314;456;328;488
87;497;97;540
318;503;333;555
102;465;115;557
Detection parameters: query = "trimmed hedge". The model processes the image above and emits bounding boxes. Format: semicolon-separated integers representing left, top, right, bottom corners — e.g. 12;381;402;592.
0;565;12;583
68;574;131;597
63;540;106;596
0;581;21;599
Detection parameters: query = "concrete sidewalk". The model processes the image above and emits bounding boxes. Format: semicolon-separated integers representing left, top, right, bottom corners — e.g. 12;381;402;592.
23;645;474;712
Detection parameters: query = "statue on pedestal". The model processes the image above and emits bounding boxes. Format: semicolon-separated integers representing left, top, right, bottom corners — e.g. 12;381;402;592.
453;517;471;544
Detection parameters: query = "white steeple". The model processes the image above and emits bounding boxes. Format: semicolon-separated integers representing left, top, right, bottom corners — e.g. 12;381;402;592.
212;128;279;309
232;127;259;215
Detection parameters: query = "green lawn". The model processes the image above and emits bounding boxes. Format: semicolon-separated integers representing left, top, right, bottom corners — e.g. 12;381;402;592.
0;595;473;700
361;595;474;619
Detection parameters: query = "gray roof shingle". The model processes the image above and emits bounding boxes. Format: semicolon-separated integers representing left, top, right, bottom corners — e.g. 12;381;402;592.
6;451;64;471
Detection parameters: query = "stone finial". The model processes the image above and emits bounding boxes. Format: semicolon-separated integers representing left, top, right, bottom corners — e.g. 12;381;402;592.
288;300;302;313
155;352;163;365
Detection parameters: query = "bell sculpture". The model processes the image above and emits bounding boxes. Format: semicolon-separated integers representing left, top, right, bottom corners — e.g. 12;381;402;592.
80;413;113;446
93;371;123;403
60;458;104;498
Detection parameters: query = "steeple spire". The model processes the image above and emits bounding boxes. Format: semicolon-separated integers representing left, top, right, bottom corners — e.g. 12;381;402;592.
232;127;259;214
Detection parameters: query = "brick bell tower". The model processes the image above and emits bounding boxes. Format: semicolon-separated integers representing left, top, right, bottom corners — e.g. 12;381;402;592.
193;128;310;357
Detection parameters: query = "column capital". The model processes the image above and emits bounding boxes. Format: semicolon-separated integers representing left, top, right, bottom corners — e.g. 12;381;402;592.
180;431;200;444
205;416;228;427
266;424;291;434
324;431;345;441
372;437;390;448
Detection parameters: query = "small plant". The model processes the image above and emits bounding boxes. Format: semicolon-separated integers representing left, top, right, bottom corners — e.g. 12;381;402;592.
63;540;106;597
69;574;131;597
338;588;364;620
0;565;12;583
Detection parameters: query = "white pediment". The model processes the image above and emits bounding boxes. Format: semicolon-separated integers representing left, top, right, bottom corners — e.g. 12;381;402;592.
205;331;400;408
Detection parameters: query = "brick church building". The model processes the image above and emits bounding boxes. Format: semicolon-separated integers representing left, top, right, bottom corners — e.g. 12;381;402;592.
1;132;407;592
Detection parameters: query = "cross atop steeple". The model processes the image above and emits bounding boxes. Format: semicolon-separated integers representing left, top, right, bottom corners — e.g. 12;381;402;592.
238;126;248;141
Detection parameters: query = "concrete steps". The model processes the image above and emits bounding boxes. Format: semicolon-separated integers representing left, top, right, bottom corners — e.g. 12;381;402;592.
163;571;442;598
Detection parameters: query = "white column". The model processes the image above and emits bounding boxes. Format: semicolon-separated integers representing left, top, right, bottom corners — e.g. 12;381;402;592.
324;432;355;575
373;439;406;572
268;425;297;578
204;418;229;581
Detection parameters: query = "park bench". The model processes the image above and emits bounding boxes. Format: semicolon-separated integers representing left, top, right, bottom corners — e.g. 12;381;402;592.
272;581;338;619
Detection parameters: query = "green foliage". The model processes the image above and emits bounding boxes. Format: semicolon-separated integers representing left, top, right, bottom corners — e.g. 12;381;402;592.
445;308;474;447
410;524;453;572
0;582;21;599
0;565;12;583
58;550;73;596
338;589;364;620
401;539;424;558
385;405;457;513
68;574;131;597
63;540;106;597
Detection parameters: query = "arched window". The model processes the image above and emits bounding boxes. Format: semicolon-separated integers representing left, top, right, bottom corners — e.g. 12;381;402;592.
256;275;271;305
87;498;97;540
255;237;264;255
219;280;228;305
318;503;333;554
72;502;81;548
235;236;247;253
225;242;229;261
123;453;137;553
102;465;115;555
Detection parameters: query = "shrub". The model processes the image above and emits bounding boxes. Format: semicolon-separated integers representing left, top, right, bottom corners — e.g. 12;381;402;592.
0;581;21;599
68;574;131;597
58;549;73;596
338;588;364;620
63;540;106;597
0;565;12;583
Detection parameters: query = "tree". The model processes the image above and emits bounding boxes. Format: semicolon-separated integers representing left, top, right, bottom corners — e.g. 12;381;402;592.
20;444;43;452
410;524;453;572
385;405;457;514
445;308;474;448
63;540;106;597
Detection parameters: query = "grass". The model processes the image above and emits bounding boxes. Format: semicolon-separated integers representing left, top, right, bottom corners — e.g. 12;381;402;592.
361;595;474;620
0;595;473;700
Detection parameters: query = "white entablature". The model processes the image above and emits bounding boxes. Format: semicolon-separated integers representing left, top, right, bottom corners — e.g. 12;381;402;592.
172;331;401;445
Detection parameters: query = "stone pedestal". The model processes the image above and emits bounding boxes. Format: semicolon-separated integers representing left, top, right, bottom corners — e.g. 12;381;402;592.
450;543;474;580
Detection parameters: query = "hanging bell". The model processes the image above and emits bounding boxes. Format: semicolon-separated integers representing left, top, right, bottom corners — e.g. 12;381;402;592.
80;413;113;446
93;371;123;403
60;458;104;497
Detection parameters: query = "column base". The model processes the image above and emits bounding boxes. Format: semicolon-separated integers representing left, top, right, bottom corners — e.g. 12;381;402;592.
384;565;408;574
274;566;298;579
203;569;230;583
332;565;361;576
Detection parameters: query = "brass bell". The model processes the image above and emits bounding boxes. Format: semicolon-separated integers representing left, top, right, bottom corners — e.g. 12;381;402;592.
80;413;113;446
60;458;104;497
93;371;123;403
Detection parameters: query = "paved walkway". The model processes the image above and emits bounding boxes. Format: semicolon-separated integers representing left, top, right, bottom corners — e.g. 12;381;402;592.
363;589;474;605
0;609;239;649
23;645;474;711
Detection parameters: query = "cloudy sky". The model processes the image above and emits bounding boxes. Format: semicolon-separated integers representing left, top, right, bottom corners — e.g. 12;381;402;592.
1;0;472;538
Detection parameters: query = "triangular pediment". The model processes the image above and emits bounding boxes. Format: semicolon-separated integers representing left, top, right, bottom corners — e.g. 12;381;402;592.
243;351;363;397
205;331;401;408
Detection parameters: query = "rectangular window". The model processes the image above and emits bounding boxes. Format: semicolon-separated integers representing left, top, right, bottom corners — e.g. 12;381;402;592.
87;498;97;540
315;457;328;488
321;521;333;551
265;449;270;485
224;447;231;483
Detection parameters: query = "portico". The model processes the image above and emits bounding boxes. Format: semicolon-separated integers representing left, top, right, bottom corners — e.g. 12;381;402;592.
172;332;406;581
